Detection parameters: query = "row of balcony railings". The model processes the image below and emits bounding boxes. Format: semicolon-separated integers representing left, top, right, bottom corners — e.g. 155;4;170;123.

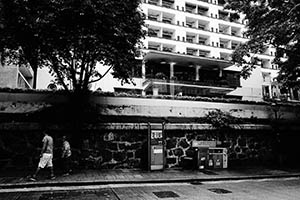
147;30;241;51
147;42;233;61
144;0;244;25
146;0;226;7
147;26;276;57
146;16;246;39
144;76;240;88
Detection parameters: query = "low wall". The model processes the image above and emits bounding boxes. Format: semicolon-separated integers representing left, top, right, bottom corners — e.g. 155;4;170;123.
0;91;300;170
1;92;299;121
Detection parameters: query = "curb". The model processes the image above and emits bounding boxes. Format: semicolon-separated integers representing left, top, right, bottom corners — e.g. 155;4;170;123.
1;173;300;190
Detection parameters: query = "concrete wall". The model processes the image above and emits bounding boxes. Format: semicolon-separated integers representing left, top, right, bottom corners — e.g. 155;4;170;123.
0;92;299;121
0;92;300;170
92;96;299;121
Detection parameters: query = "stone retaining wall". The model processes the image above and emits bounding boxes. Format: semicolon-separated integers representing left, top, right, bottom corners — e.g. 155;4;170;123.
165;130;276;168
0;128;279;170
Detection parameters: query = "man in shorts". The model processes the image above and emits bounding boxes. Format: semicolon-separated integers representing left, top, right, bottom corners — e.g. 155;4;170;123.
30;131;55;181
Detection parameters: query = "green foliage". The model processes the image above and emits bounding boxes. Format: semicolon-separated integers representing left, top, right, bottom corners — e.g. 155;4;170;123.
205;109;241;129
225;0;300;87
0;0;145;92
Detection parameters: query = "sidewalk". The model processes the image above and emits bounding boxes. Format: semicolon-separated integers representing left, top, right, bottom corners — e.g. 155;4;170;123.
1;167;300;189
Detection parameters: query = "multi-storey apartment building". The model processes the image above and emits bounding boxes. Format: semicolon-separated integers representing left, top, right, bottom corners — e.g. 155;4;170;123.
112;0;286;101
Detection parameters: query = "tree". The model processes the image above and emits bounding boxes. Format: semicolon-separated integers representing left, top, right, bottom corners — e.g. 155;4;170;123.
0;0;145;92
225;0;300;88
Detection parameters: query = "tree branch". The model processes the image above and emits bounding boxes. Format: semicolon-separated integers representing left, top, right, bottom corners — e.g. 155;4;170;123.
50;56;69;91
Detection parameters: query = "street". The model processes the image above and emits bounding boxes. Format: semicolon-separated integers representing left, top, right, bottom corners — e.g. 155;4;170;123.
0;178;300;200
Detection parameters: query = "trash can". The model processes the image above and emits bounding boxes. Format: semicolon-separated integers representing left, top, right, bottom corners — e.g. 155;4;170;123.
208;148;228;169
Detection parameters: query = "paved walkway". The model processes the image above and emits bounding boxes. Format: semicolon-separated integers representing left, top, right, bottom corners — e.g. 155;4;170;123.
1;167;300;189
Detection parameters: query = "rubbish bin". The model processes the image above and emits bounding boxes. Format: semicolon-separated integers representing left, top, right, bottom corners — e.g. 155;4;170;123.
208;148;228;169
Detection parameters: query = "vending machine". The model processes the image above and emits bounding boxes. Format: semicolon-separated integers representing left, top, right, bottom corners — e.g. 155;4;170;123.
148;123;165;171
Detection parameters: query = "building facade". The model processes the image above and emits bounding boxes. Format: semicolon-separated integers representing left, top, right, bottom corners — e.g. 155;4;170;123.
112;0;288;102
0;64;33;89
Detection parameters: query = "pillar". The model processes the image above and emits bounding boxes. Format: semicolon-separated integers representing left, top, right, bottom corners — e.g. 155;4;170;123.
219;68;223;77
195;65;201;81
142;60;146;79
169;62;176;96
169;62;175;78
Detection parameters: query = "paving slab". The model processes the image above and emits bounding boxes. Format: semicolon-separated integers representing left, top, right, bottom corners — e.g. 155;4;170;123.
0;167;300;189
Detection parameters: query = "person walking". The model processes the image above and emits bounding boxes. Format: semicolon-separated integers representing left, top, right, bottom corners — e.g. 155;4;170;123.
61;135;72;176
30;131;55;181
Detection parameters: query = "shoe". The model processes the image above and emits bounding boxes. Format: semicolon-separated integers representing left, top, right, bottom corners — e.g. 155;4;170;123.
29;177;37;181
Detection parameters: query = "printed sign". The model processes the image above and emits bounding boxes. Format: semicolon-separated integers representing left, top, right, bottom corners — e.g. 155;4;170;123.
192;140;217;147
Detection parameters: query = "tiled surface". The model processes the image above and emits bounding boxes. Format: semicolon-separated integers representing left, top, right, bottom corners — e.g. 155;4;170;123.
0;167;299;187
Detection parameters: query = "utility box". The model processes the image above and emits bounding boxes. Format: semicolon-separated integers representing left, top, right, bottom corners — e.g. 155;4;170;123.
208;148;228;169
148;124;165;171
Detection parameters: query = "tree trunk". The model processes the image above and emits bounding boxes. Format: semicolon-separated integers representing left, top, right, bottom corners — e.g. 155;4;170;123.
32;66;38;89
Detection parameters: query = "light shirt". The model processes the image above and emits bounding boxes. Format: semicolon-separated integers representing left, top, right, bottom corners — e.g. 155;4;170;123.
62;140;72;158
42;135;53;154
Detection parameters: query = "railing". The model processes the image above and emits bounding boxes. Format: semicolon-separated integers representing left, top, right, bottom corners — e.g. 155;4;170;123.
148;0;159;5
147;78;240;88
162;1;173;8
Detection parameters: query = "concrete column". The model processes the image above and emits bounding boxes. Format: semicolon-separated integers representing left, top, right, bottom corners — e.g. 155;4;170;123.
142;60;146;79
219;68;223;77
169;62;175;78
195;65;201;81
153;88;159;96
169;62;176;96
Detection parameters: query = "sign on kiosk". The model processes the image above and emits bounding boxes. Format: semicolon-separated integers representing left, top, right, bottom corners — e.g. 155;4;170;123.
148;124;165;171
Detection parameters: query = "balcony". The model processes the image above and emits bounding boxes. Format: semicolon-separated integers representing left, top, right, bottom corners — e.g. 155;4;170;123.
186;21;195;28
162;31;173;39
219;11;229;21
186;35;195;43
162;46;173;52
162;17;173;24
148;44;160;51
148;28;159;37
148;0;159;5
198;24;207;30
162;0;174;8
198;37;208;45
148;14;159;21
186;4;196;13
198;6;209;16
199;50;210;57
145;77;239;95
187;48;197;55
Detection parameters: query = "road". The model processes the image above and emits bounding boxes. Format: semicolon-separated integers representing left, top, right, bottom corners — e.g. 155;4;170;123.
0;178;300;199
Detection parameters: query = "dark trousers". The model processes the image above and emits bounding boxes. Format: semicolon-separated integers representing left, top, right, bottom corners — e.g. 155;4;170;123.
62;156;71;173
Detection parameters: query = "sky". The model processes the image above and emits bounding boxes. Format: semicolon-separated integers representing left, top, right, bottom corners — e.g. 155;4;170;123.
36;63;124;92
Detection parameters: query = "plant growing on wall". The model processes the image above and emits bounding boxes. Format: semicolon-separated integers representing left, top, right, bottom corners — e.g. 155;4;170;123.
205;109;241;130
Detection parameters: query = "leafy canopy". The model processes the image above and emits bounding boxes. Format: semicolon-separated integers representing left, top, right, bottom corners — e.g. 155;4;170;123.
225;0;300;88
0;0;145;92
